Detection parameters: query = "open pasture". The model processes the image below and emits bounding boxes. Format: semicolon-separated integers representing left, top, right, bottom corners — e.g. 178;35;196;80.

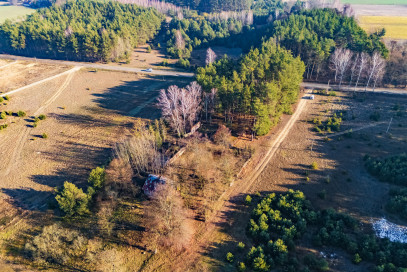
0;3;34;23
359;16;407;40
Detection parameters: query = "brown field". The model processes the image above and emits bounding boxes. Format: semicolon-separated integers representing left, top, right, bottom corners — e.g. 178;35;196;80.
352;4;407;17
0;65;190;209
0;61;70;93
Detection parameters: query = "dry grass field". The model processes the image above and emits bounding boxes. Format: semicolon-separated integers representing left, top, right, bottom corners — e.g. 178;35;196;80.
359;16;407;40
0;3;34;23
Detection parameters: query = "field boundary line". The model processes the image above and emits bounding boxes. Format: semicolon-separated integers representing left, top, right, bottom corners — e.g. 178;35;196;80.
2;66;80;97
0;60;18;69
328;121;386;138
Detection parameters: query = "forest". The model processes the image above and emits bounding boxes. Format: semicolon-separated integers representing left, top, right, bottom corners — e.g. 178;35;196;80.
159;0;252;12
0;0;163;61
196;39;305;136
230;190;407;272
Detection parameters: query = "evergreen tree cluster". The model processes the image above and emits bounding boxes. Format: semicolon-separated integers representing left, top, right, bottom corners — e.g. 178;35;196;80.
196;39;305;136
231;190;407;272
271;8;388;80
0;0;164;62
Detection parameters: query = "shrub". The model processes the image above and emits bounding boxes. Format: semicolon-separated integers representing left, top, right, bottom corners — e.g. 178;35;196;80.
38;114;46;120
162;59;169;66
3;95;9;101
303;254;329;271
213;125;232;147
226;252;234;263
0;112;6;119
317;190;326;199
0;97;3;103
245;195;252;205
311;162;319;170
88;167;106;191
237;262;246;271
238;242;245;251
146;45;152;53
17;110;26;117
176;58;190;69
370;111;381;121
55;181;89;217
41;133;48;139
24;224;88;265
353;253;362;264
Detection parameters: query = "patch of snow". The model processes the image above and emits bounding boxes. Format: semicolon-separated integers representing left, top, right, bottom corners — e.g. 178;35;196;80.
372;218;407;243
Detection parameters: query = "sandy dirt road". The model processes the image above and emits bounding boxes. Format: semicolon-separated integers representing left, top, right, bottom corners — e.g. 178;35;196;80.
0;54;195;78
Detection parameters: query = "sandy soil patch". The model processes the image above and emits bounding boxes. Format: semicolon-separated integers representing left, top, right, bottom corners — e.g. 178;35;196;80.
0;61;70;93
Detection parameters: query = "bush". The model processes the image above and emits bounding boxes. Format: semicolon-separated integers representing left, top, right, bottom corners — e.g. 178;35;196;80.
0;112;6;119
303;254;329;271
38;114;46;120
176;58;190;69
311;162;319;170
41;133;48;139
245;195;252;205
238;242;245;251
353;253;362;264
237;262;246;271
3;95;9;101
226;252;234;263
24;224;88;265
55;181;89;217
146;45;152;53
370;111;381;121
88;167;106;191
17;110;26;117
0;97;3;103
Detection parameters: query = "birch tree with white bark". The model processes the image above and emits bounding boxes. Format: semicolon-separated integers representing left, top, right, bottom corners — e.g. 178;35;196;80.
354;52;369;92
331;47;353;87
205;47;217;66
157;82;202;137
365;51;386;92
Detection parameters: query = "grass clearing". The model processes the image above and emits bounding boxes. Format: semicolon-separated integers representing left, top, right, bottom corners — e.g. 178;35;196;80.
359;16;407;40
0;4;34;23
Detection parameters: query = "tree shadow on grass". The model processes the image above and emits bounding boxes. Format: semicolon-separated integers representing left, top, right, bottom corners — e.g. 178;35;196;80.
91;76;191;119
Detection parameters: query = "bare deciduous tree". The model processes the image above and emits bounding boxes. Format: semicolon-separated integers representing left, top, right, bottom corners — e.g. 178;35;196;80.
343;4;355;17
175;30;185;50
144;183;193;251
204;88;217;122
354;52;368;92
331;47;353;87
205;47;217;66
366;51;386;92
115;0;184;15
113;126;164;175
157;82;202;137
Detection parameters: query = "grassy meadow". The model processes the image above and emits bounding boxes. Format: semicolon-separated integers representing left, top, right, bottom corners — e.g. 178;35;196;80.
0;3;34;23
359;16;407;40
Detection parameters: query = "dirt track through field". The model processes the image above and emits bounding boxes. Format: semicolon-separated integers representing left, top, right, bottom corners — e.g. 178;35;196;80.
1;69;79;177
3;66;80;97
0;60;18;70
164;94;311;271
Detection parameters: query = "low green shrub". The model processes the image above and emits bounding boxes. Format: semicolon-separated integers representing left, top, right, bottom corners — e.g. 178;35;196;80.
245;195;252;205
17;110;26;117
42;133;48;139
226;252;234;263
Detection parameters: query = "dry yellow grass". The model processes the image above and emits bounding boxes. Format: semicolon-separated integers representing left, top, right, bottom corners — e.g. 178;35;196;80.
359;16;407;40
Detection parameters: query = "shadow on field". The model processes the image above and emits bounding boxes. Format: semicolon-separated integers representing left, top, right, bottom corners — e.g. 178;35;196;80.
91;76;191;120
1;188;52;211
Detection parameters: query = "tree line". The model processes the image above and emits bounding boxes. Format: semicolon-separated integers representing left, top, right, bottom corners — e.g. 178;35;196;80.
270;8;388;82
0;0;163;62
159;0;252;12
